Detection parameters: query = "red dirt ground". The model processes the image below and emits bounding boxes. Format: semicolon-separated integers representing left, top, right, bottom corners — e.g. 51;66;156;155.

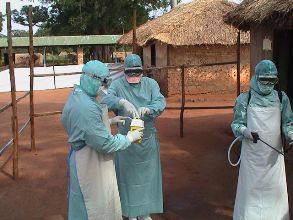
1;89;293;220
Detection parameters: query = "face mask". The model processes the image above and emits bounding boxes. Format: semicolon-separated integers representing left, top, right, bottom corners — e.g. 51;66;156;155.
125;74;142;84
257;81;274;95
97;86;108;97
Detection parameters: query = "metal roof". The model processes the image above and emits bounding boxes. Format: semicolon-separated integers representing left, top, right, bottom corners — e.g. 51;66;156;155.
0;35;121;48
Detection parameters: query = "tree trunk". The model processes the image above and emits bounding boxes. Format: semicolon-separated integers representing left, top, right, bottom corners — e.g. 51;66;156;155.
132;8;137;54
91;45;111;63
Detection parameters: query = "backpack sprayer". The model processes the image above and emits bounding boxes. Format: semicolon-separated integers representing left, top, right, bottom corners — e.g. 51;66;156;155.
228;90;293;166
228;132;293;166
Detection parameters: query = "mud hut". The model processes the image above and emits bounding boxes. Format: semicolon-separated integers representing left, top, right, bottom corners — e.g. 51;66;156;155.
224;0;293;101
119;0;250;97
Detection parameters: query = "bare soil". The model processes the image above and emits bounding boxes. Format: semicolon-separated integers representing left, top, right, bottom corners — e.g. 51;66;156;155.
0;89;292;220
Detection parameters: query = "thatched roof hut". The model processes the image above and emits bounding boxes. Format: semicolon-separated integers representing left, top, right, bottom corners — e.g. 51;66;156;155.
224;0;293;31
119;0;249;46
119;0;251;97
224;0;293;102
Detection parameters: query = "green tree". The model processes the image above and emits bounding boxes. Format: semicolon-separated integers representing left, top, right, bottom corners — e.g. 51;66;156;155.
47;0;170;60
12;0;172;61
47;0;169;35
12;5;50;28
34;26;52;37
11;29;29;37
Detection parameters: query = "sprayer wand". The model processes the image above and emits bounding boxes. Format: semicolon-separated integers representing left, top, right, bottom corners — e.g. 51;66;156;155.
251;132;285;156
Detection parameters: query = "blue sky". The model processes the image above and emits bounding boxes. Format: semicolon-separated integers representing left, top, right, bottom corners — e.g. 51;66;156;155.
1;0;243;35
1;0;41;35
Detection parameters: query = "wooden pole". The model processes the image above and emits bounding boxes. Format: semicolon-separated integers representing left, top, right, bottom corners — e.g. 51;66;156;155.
171;0;178;8
180;65;185;137
28;5;36;152
237;31;241;96
7;2;19;179
0;48;2;66
34;111;62;117
53;64;56;89
132;7;137;54
43;46;46;67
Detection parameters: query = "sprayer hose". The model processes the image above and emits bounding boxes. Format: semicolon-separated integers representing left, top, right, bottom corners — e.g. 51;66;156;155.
228;136;242;167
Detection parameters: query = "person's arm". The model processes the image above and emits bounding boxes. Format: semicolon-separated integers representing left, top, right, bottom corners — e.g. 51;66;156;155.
231;92;249;138
102;81;139;118
101;82;122;112
144;80;166;119
281;92;293;141
83;104;131;153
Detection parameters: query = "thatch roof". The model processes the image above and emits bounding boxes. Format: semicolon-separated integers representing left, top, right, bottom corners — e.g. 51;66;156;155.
118;0;249;47
224;0;293;31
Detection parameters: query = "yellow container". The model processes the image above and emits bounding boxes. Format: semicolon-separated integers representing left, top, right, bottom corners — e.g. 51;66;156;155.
129;119;144;143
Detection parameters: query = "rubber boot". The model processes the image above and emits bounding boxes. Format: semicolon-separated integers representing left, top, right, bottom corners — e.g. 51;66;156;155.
138;215;152;220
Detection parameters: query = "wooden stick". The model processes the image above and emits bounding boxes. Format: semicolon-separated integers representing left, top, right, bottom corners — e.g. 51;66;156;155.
0;119;32;156
180;66;185;138
28;5;36;152
7;2;19;179
34;111;62;117
0;139;13;156
33;72;82;77
237;31;241;96
19;118;30;136
0;92;30;113
166;106;234;110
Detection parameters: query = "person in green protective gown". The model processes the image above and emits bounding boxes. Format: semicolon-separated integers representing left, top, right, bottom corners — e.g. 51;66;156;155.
61;60;143;220
102;54;166;220
231;59;293;220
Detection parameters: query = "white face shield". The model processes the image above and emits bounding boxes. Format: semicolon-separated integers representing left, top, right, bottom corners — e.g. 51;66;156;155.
125;74;143;84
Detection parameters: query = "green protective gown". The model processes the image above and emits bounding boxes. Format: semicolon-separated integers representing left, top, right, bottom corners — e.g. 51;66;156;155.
62;85;131;153
102;76;166;217
61;60;131;220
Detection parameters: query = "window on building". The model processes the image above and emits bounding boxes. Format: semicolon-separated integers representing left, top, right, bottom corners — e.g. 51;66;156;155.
151;44;156;66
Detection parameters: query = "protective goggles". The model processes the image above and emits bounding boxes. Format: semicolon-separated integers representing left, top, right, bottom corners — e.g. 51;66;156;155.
83;72;112;87
257;76;278;85
125;67;143;77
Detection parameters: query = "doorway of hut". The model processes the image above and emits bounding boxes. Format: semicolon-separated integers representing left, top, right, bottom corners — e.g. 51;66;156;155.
273;30;293;104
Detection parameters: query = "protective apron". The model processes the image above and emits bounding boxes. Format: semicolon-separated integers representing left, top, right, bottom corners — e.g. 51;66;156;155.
74;104;122;220
233;105;289;220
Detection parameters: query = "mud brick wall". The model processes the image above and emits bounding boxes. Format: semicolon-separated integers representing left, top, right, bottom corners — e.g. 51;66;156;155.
15;53;44;67
166;65;250;96
149;44;250;97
